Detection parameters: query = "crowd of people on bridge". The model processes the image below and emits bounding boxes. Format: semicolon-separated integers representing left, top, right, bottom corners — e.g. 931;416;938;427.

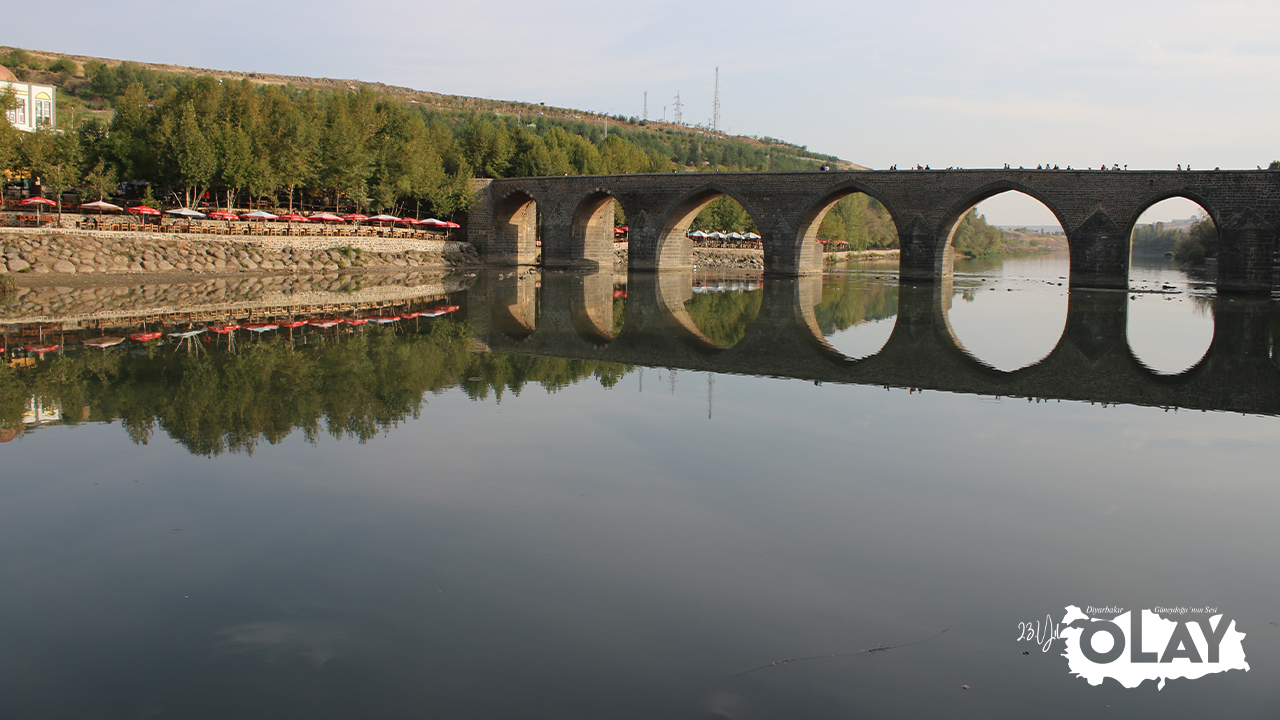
883;163;1242;172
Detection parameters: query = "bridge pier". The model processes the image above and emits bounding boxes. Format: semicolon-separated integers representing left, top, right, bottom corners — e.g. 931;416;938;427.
1216;210;1277;294
1066;212;1130;290
896;217;954;284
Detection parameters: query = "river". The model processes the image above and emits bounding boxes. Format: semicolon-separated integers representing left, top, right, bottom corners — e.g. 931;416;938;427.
2;251;1277;719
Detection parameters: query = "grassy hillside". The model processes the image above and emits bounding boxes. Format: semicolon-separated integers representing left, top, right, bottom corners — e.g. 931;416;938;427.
1;45;862;179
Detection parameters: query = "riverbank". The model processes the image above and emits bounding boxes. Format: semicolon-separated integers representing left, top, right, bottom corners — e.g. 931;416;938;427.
1;228;480;285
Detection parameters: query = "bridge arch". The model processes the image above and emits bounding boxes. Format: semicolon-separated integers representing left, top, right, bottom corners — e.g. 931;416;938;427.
1131;189;1221;231
549;189;626;269
494;189;539;266
653;184;765;270
938;181;1068;256
796;180;900;273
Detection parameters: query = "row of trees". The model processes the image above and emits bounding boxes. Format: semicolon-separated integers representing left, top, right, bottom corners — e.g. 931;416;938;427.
1131;215;1220;264
1131;221;1185;255
1;59;842;222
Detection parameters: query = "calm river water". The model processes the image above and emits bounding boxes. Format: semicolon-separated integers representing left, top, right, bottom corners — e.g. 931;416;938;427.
2;252;1278;719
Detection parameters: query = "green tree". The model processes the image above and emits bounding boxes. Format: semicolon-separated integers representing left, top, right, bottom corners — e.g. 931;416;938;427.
458;117;513;177
172;101;216;207
80;158;117;201
215;124;255;210
19;126;81;216
0;87;20;171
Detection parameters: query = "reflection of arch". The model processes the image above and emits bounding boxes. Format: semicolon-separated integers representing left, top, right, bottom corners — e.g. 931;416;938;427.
495;190;538;266
559;191;621;269
571;271;618;344
493;272;538;341
796;181;900;273
654;270;725;354
655;185;763;270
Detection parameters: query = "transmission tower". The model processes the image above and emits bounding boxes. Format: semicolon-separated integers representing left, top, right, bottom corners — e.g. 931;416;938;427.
672;91;683;126
643;91;648;120
712;68;720;133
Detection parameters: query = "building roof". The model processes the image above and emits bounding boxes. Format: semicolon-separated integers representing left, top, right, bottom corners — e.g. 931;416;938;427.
0;65;17;82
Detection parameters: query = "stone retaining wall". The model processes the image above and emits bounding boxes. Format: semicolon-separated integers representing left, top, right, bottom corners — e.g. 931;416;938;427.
1;229;479;277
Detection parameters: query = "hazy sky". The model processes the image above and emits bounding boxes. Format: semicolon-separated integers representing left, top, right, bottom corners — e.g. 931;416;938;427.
5;0;1276;224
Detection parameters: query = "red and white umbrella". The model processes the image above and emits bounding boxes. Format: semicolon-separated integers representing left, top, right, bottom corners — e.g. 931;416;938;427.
342;213;368;222
277;213;309;231
207;210;238;220
240;210;278;220
127;205;161;227
21;196;56;220
310;213;345;222
368;214;400;224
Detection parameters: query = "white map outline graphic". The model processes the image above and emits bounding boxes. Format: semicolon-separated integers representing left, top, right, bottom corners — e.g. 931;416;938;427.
1059;606;1248;690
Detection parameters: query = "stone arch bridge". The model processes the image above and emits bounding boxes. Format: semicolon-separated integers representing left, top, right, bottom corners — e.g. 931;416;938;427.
467;270;1280;416
464;170;1280;294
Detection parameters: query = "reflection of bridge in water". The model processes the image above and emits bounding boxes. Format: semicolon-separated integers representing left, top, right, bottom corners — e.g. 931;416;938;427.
469;270;1280;416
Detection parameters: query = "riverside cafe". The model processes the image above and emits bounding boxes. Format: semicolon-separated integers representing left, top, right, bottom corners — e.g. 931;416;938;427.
77;208;461;237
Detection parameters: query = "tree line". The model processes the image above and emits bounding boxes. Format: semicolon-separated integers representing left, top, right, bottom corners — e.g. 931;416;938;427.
0;55;843;221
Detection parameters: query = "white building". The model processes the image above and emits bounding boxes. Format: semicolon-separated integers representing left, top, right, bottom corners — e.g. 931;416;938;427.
0;65;56;132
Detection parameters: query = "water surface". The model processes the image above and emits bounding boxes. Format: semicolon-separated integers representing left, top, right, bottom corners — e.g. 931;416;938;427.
2;253;1278;719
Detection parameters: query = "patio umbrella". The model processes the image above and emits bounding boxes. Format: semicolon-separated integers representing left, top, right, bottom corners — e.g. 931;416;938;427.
20;196;55;222
207;210;237;220
310;213;345;222
744;232;761;239
128;205;161;228
277;213;309;232
80;200;122;213
368;214;400;224
167;207;206;229
240;210;277;232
